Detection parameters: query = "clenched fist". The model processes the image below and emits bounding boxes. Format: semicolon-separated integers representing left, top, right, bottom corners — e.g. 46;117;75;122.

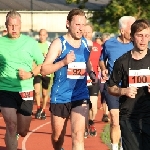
125;86;138;98
62;51;76;65
18;69;32;80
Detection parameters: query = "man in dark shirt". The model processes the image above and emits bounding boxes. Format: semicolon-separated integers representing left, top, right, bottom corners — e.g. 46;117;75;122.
107;19;150;150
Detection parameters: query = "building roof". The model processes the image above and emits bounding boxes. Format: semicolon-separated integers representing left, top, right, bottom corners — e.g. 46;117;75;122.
0;0;110;11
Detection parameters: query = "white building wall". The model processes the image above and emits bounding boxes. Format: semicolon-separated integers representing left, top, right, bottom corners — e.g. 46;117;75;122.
0;11;92;41
0;11;91;32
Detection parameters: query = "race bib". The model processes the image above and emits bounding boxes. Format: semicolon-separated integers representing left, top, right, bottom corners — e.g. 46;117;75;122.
129;69;150;87
19;90;33;100
67;62;86;79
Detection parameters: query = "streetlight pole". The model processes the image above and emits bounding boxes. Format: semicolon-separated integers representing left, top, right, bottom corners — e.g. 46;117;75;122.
31;0;33;34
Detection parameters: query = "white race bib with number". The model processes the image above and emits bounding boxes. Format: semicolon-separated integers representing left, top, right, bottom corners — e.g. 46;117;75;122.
19;90;33;100
129;69;150;87
67;62;86;79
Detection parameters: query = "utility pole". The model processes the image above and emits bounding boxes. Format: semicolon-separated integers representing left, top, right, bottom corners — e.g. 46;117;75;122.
31;0;33;34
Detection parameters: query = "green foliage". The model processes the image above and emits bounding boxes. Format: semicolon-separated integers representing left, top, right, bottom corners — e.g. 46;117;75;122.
66;0;88;4
66;0;88;9
92;0;150;33
66;0;150;33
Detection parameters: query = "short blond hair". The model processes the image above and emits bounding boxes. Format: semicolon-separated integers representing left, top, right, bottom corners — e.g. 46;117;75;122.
6;10;21;23
85;23;94;32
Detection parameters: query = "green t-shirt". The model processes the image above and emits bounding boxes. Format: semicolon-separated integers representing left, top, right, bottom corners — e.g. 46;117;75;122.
0;34;44;92
38;42;49;55
38;41;51;77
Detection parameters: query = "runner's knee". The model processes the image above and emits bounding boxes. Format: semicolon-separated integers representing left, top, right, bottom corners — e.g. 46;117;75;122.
72;132;84;143
52;133;64;142
110;110;119;126
42;93;48;99
34;91;40;96
19;129;28;137
6;120;17;135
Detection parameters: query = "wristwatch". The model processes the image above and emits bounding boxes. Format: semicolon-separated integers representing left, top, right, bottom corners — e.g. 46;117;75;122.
30;71;34;77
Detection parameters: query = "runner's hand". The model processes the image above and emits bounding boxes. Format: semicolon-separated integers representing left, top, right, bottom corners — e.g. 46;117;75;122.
102;69;109;80
18;69;32;80
125;86;138;98
89;71;98;85
63;51;75;65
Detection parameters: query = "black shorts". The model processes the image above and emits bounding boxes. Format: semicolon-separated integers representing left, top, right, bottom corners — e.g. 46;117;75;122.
33;75;50;89
50;99;91;118
71;99;91;109
0;90;33;116
50;102;72;118
88;82;99;96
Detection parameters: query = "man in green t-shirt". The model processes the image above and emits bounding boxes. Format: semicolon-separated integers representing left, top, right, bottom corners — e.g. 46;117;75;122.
0;11;44;150
34;29;51;120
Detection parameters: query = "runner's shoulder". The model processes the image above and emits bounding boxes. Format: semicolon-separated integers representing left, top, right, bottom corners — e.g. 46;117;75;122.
115;50;131;64
21;34;37;42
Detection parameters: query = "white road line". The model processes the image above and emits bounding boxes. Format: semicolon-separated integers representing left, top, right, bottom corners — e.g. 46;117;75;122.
22;121;50;150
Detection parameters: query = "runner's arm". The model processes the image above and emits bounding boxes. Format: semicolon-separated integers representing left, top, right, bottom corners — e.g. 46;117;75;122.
31;64;43;76
41;38;64;76
108;85;126;97
107;58;123;96
86;39;94;73
99;60;106;71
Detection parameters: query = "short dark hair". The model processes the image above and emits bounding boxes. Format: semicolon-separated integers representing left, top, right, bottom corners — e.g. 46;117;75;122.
130;19;150;37
66;8;86;29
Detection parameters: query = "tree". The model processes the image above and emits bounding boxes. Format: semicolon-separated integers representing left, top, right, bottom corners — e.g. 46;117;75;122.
66;0;150;33
66;0;88;9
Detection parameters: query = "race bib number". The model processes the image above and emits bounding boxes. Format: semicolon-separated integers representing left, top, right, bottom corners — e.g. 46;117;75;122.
67;62;86;79
87;75;92;86
129;69;150;87
19;90;33;100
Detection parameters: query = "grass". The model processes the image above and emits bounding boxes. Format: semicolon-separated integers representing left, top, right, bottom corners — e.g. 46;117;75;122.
100;123;111;149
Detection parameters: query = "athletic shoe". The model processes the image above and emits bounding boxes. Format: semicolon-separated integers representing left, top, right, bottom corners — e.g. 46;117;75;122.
101;114;109;122
84;128;89;138
61;148;64;150
89;125;97;137
35;108;42;119
40;111;46;120
119;146;123;150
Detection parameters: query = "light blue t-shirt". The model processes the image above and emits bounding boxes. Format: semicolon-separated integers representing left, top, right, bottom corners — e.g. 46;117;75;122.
50;36;90;103
100;37;134;75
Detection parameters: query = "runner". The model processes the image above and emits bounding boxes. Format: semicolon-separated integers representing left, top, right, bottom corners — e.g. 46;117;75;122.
108;19;150;150
0;10;44;150
41;8;97;150
34;29;51;120
83;23;102;138
99;33;111;122
100;16;135;150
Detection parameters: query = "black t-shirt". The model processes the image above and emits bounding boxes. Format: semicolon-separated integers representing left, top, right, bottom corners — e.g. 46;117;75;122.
108;49;150;119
